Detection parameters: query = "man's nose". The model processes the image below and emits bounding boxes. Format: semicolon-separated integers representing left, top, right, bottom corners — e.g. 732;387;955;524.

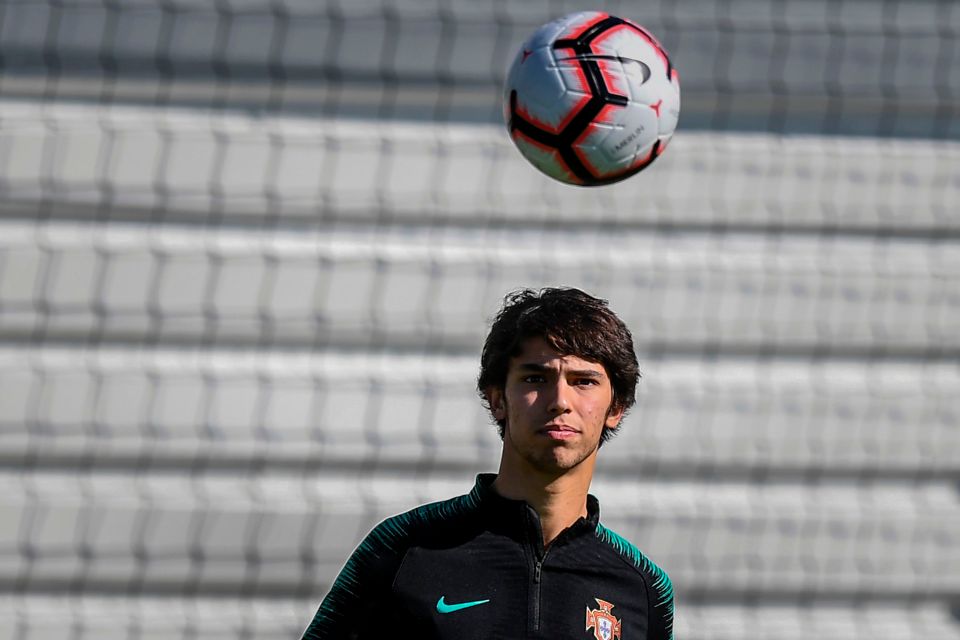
546;379;572;414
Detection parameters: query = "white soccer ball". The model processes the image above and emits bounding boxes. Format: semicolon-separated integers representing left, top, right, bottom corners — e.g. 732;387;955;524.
504;11;681;186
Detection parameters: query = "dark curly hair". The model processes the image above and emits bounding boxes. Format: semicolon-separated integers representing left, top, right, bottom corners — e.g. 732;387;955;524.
477;287;639;444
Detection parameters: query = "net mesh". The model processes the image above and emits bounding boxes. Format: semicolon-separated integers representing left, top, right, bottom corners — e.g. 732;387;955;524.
1;1;959;639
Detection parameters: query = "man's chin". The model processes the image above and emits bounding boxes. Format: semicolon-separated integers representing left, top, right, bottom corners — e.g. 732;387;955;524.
523;447;595;475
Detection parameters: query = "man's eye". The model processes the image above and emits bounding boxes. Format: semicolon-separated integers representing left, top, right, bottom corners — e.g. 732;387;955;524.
574;378;598;386
523;375;545;383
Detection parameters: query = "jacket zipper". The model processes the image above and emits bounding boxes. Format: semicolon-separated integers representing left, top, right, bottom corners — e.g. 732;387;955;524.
532;548;552;631
532;558;542;631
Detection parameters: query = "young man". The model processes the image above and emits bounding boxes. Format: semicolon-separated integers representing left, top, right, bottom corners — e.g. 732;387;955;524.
301;288;674;640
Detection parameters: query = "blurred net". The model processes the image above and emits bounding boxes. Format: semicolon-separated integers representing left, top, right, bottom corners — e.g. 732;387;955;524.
0;1;959;639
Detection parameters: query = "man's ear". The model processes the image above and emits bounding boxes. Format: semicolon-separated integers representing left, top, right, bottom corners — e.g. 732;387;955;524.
604;403;625;430
486;387;506;421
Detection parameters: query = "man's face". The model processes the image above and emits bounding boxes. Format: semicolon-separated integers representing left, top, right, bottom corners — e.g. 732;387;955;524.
488;336;624;475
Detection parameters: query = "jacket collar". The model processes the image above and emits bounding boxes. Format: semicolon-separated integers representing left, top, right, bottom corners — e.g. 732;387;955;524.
470;473;600;546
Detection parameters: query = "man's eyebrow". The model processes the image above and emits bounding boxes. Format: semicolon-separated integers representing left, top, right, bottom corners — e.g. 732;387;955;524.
515;363;605;378
567;369;605;378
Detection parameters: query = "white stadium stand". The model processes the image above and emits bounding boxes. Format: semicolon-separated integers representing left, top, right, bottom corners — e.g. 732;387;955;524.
0;346;957;474
2;595;957;640
1;0;958;638
1;100;958;230
1;471;958;596
1;216;958;351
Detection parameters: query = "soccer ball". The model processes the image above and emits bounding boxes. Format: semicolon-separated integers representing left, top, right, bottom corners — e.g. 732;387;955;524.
504;11;680;186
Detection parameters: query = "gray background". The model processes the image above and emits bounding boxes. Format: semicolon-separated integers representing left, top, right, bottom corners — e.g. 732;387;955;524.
0;0;958;638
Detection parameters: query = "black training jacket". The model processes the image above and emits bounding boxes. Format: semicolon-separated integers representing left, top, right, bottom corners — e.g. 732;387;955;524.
302;474;674;640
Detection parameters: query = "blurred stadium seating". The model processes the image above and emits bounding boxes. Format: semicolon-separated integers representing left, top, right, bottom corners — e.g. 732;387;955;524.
1;1;958;638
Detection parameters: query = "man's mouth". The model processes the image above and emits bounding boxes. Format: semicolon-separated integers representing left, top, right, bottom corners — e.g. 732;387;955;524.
540;424;579;440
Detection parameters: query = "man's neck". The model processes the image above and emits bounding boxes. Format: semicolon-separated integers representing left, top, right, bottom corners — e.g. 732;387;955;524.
492;457;596;547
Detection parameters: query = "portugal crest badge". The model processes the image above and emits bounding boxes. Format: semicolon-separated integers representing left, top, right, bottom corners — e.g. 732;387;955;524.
585;598;622;640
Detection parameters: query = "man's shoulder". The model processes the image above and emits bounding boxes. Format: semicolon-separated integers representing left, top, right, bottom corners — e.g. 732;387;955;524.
593;522;673;595
593;523;676;639
368;488;484;549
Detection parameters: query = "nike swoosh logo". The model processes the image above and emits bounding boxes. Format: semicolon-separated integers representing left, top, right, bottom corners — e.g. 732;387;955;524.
436;596;490;614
